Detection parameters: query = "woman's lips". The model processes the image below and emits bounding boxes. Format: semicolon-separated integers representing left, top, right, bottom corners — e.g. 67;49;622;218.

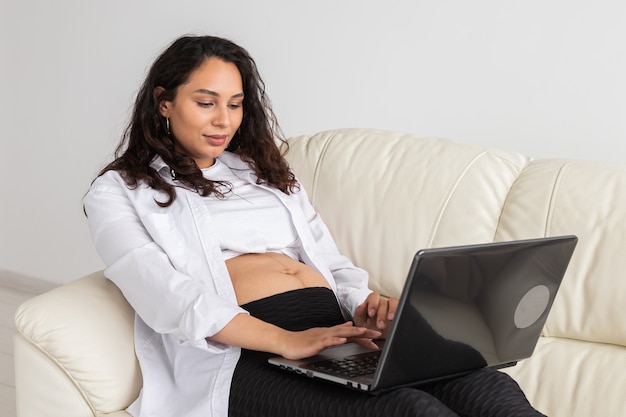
204;134;228;146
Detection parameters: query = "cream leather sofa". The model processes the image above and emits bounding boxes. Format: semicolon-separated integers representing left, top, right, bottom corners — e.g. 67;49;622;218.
14;128;626;417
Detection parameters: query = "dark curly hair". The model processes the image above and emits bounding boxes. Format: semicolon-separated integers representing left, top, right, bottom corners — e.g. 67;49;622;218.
97;35;298;206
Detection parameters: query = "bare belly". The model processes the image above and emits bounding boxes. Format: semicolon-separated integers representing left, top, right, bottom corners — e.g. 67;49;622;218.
226;252;331;305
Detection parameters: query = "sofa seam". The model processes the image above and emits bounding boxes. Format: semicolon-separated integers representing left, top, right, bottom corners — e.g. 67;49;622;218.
427;151;487;247
539;333;625;350
540;162;568;337
309;132;335;204
492;156;533;242
544;162;568;237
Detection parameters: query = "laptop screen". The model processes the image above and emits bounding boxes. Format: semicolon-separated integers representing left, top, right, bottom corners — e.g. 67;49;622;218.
373;236;577;389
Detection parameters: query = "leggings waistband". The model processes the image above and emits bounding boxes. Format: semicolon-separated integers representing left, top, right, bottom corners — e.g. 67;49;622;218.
240;287;346;331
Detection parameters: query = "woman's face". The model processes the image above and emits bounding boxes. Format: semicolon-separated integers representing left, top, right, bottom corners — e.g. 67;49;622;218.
158;57;244;168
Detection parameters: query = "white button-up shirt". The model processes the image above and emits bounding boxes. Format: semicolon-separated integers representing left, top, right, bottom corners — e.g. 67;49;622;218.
83;151;372;417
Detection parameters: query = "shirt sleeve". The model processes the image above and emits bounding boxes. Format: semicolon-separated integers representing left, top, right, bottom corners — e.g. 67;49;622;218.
83;172;247;352
292;184;373;317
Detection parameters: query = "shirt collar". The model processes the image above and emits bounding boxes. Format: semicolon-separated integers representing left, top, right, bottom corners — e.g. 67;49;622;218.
149;151;255;182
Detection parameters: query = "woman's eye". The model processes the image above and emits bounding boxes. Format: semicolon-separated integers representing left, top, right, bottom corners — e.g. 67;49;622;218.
228;103;242;109
197;102;214;108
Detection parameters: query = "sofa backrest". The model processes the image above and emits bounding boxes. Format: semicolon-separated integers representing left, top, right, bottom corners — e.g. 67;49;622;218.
284;128;531;296
285;128;626;350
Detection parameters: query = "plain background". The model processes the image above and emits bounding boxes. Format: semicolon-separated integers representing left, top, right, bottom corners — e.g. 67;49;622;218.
2;0;625;285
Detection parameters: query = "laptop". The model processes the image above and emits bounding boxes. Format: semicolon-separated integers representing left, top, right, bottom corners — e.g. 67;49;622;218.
268;235;578;392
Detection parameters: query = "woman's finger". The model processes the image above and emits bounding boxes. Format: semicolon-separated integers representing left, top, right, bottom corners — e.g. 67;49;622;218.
376;298;389;329
366;292;381;318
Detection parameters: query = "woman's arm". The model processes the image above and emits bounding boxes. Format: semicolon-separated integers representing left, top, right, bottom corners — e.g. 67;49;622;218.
84;172;245;350
208;313;381;360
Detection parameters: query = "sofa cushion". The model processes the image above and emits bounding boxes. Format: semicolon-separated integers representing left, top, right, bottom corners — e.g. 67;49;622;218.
503;336;626;417
497;159;626;347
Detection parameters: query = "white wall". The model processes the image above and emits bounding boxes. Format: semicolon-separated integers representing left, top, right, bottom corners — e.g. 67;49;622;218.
2;0;625;284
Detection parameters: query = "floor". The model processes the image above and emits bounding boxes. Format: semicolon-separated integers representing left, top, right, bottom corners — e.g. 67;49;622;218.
0;271;56;417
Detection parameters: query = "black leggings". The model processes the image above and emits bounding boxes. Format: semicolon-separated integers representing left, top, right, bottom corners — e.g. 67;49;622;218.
228;287;545;417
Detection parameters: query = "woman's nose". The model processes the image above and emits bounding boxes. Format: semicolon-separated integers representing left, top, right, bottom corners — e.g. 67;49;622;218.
212;106;231;127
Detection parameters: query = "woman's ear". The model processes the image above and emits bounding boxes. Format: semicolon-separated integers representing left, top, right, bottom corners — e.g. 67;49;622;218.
154;86;170;117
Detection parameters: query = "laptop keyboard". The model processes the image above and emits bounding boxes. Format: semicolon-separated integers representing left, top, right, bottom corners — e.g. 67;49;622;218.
309;350;380;378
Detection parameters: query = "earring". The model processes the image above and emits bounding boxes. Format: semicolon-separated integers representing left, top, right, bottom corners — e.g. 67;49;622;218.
166;118;170;135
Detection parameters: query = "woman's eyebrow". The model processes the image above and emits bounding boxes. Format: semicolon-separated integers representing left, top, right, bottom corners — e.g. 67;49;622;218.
194;88;244;98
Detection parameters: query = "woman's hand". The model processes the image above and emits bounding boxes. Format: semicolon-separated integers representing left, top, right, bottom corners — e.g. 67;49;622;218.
353;292;399;339
278;322;381;360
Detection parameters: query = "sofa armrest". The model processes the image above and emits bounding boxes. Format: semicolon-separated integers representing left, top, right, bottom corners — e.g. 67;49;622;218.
14;271;140;417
